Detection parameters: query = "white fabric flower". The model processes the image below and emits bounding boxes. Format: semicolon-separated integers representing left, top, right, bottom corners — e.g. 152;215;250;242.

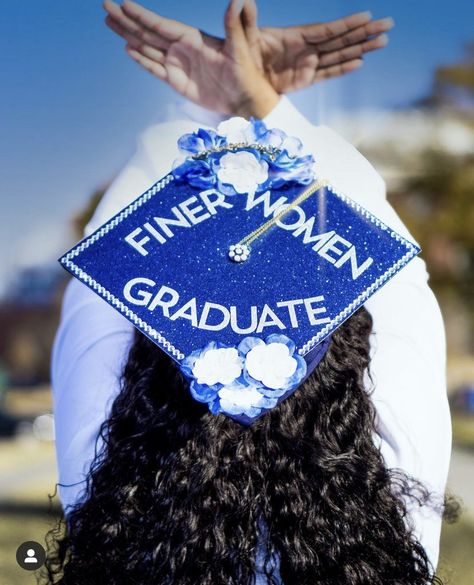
218;384;266;410
217;151;268;195
217;117;255;143
192;347;243;386
281;135;302;157
245;342;298;389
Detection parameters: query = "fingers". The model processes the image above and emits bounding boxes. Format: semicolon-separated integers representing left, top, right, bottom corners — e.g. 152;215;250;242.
300;14;394;77
104;1;167;77
105;11;166;62
314;58;363;82
103;0;172;50
105;13;143;48
318;33;388;68
241;0;259;46
318;17;395;53
224;0;247;49
125;42;165;66
125;46;167;80
121;0;187;43
302;11;373;44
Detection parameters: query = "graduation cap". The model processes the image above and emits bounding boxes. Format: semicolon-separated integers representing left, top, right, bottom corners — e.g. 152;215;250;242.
59;117;420;425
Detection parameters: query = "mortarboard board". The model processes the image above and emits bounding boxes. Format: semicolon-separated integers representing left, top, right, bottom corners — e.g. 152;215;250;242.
59;117;420;425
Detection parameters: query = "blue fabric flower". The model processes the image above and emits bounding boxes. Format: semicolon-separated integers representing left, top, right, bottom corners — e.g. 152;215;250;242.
180;334;307;423
171;117;315;195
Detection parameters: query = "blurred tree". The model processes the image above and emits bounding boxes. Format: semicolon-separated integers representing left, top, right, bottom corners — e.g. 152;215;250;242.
0;303;62;385
0;187;108;386
72;187;106;238
421;43;474;110
392;44;474;352
393;149;474;282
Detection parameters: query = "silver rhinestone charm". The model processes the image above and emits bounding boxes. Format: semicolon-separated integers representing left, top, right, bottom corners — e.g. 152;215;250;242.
228;243;250;262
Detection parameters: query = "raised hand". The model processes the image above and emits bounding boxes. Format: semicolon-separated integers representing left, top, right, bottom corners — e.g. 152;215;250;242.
104;0;280;117
104;0;393;116
258;12;393;91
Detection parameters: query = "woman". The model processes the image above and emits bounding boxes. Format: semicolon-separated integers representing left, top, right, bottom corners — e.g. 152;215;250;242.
45;2;452;583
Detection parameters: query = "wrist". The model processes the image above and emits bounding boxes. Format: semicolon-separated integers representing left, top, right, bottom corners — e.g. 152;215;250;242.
232;84;280;119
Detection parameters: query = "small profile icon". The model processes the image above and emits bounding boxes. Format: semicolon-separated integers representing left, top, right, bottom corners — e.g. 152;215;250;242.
16;541;46;571
24;548;38;563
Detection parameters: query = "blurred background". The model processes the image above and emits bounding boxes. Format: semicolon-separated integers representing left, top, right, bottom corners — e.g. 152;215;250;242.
1;0;473;583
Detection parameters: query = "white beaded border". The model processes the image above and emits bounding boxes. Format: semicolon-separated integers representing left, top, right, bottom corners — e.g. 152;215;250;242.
60;176;419;362
298;183;420;356
60;174;185;360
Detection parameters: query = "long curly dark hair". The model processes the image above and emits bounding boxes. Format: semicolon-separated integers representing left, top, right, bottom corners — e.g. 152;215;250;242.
43;307;446;584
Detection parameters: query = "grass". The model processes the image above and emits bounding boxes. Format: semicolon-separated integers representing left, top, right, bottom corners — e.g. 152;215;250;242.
437;515;474;585
0;503;60;585
452;412;474;451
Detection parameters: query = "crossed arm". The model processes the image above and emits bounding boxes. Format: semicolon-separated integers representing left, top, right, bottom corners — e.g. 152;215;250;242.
103;0;394;117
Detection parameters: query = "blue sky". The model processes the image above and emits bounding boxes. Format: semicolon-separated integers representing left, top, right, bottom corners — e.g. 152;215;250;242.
1;0;473;295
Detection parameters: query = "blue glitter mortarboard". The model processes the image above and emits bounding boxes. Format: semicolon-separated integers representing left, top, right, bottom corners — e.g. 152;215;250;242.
59;117;420;425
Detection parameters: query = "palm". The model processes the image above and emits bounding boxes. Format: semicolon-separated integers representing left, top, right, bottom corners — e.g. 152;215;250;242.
258;28;323;93
195;29;322;96
257;17;392;91
153;32;256;112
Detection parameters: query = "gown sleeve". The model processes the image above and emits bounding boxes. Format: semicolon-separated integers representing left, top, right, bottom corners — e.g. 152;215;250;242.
265;97;451;571
51;120;198;513
52;98;451;573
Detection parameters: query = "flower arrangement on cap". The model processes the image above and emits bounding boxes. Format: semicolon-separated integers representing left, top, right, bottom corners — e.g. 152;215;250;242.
181;334;307;420
172;117;315;197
